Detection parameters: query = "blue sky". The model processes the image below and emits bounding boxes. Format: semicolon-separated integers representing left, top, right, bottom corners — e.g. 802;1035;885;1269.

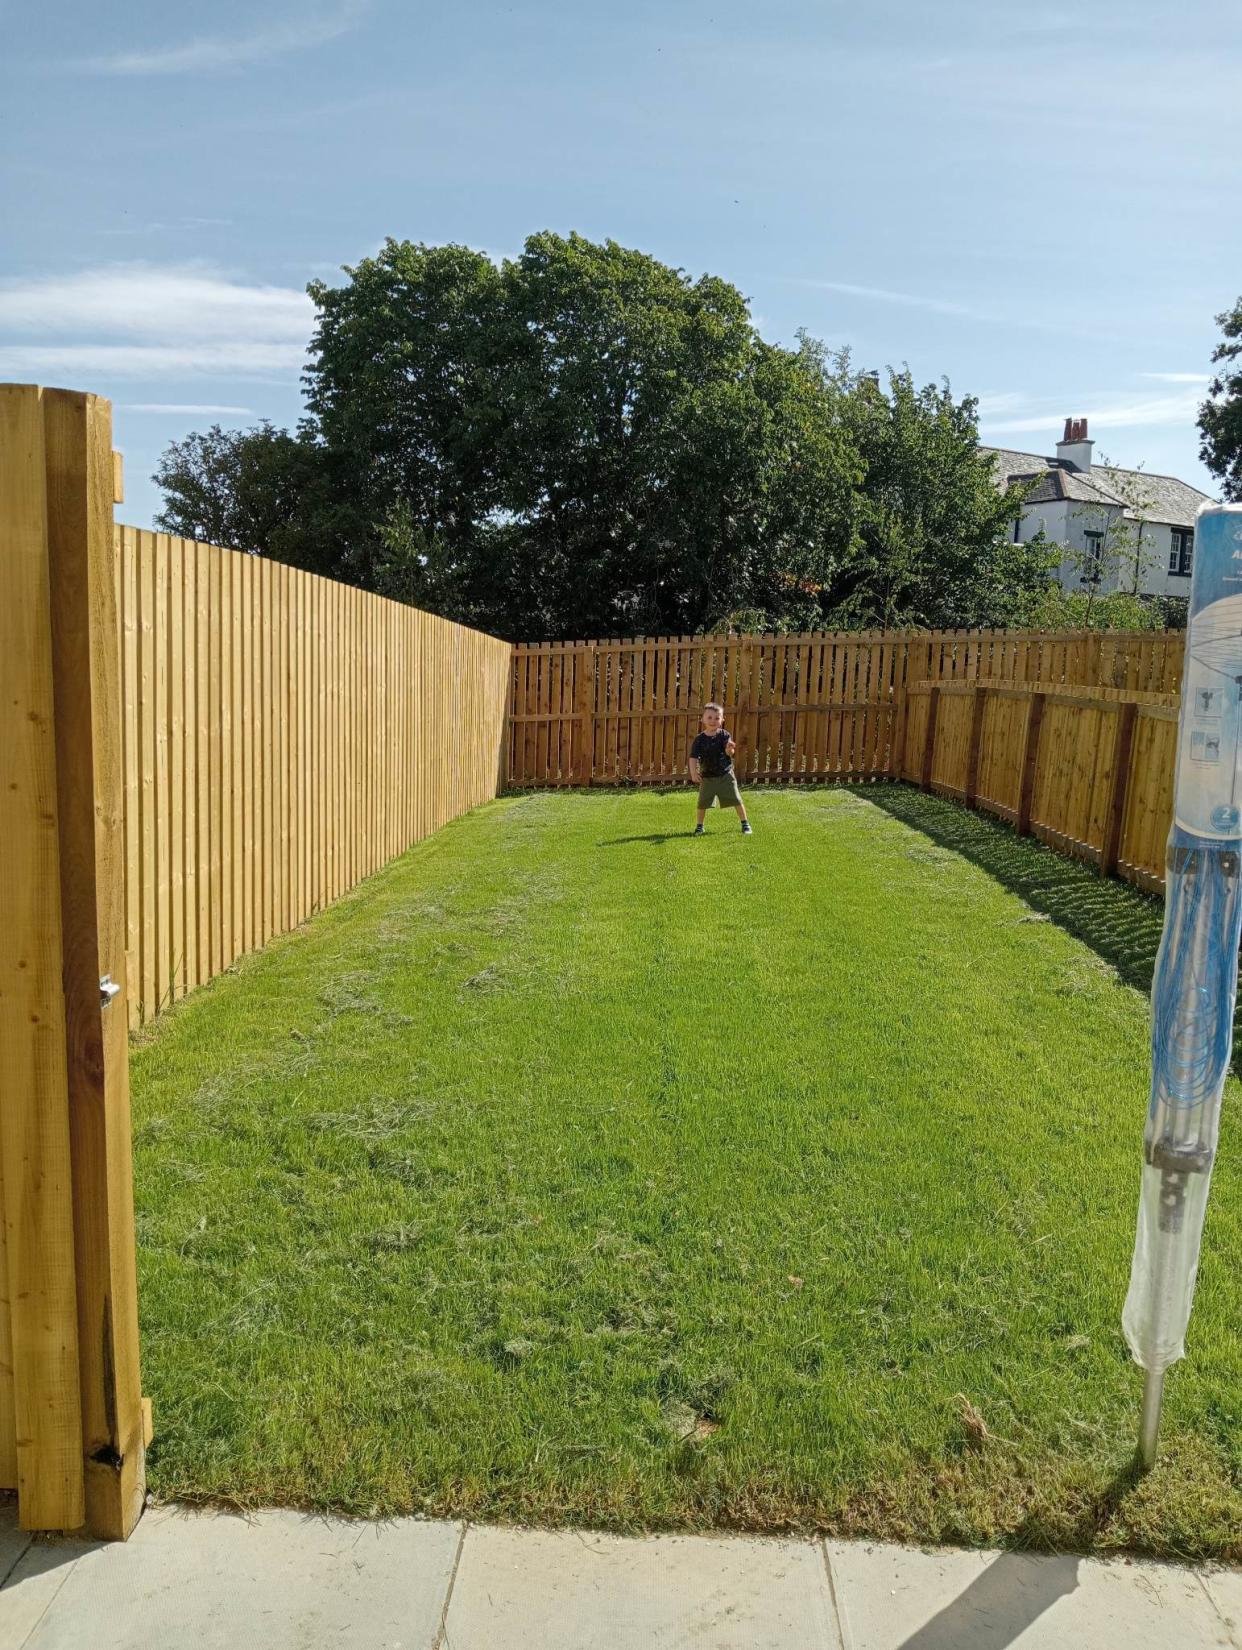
3;0;1238;527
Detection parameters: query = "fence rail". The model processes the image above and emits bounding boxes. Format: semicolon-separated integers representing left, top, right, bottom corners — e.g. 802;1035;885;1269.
508;628;1184;789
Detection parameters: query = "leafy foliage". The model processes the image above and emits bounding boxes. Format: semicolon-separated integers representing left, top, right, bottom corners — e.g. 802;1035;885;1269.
809;349;1051;628
1018;584;1183;632
153;422;349;576
154;233;1042;639
1200;296;1242;501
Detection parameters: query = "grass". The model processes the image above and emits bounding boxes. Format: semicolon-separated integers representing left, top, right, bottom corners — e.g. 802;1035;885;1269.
131;786;1242;1559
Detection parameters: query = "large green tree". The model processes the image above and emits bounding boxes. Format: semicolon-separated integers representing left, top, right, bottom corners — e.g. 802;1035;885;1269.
1199;296;1242;501
154;232;1039;639
153;421;349;578
807;348;1050;629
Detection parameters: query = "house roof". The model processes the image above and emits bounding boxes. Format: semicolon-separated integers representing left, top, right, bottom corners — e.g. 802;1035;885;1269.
982;445;1211;528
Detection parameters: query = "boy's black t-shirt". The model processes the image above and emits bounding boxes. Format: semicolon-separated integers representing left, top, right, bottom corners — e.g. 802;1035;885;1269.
691;729;733;777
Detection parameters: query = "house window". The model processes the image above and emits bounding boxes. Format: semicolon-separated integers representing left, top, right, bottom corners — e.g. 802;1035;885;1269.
1169;528;1194;577
1082;531;1104;584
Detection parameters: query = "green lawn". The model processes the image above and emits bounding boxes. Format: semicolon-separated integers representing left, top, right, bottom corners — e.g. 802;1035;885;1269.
131;786;1242;1559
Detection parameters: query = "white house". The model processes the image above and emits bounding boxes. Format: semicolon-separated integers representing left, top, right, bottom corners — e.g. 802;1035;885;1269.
985;418;1213;600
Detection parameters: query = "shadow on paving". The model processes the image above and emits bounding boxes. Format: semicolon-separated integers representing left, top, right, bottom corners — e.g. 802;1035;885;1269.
894;1552;1081;1650
890;1462;1144;1649
866;785;1242;1086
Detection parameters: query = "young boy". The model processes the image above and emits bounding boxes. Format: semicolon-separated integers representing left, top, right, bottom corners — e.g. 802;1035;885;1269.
688;703;752;835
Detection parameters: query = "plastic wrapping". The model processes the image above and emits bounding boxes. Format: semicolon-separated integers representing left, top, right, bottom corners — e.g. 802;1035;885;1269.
1123;505;1242;1374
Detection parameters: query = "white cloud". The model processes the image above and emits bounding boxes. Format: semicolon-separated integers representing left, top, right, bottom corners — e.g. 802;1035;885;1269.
118;403;257;415
0;264;311;341
795;279;978;319
1139;371;1212;384
0;264;312;380
791;277;1103;339
983;391;1204;436
975;392;1028;416
76;2;368;75
0;343;306;378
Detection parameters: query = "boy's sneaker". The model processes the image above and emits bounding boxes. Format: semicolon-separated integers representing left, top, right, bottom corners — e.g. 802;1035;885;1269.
741;821;753;834
693;824;705;836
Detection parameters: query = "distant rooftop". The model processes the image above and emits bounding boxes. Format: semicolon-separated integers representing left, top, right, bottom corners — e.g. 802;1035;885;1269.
983;417;1212;528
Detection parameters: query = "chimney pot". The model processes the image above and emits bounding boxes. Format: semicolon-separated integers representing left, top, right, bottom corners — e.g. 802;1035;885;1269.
1056;416;1094;472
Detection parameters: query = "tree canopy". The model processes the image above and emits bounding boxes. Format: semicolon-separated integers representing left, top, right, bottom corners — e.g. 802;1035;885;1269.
1199;296;1242;501
155;232;1047;639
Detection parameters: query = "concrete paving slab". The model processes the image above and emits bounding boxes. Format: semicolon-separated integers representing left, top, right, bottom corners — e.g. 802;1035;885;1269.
1202;1568;1242;1648
442;1525;842;1650
825;1539;1233;1650
0;1500;31;1588
0;1537;93;1650
1;1505;462;1650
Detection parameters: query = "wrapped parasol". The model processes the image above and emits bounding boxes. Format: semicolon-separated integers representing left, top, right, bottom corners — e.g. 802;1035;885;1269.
1123;502;1242;1465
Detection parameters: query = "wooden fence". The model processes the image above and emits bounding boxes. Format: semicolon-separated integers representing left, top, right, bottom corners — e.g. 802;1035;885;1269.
0;384;512;1538
507;629;1184;788
115;526;510;1029
899;682;1177;894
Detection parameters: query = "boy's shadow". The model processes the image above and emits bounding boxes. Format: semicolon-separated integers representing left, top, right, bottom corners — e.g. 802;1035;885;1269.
597;832;685;846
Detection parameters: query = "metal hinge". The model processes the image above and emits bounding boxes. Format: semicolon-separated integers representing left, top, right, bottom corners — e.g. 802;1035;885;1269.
99;974;121;1007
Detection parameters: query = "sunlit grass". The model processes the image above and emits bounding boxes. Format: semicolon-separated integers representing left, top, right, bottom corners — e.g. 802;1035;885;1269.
131;787;1242;1557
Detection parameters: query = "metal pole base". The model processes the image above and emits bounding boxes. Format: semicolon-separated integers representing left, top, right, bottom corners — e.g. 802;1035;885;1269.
1139;1367;1166;1469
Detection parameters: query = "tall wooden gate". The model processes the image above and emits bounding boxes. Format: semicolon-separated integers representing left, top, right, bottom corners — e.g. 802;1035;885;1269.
0;385;146;1537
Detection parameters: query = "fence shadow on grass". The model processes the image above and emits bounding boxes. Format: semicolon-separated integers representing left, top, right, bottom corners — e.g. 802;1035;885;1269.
868;784;1242;1080
867;786;1165;995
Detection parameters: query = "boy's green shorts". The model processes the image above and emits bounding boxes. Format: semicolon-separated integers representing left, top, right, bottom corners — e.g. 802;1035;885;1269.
697;772;743;809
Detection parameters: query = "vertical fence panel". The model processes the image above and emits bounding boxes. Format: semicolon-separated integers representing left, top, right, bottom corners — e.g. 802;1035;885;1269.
121;528;140;1024
137;532;156;1021
90;533;510;1028
168;537;185;1003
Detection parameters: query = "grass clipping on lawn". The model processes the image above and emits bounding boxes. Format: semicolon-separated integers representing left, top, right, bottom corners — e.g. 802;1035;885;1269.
130;787;1242;1560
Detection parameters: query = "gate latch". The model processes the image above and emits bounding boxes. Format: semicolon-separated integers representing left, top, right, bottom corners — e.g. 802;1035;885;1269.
99;975;121;1008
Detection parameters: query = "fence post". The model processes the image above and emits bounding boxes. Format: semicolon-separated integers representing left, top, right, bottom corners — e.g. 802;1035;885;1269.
965;687;988;807
0;384;86;1530
1016;690;1046;836
46;388;147;1539
573;640;595;785
920;685;941;792
735;635;752;781
1101;700;1139;876
0;385;146;1538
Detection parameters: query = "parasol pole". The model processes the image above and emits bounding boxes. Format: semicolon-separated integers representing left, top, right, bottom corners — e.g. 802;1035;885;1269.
1138;1367;1164;1468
